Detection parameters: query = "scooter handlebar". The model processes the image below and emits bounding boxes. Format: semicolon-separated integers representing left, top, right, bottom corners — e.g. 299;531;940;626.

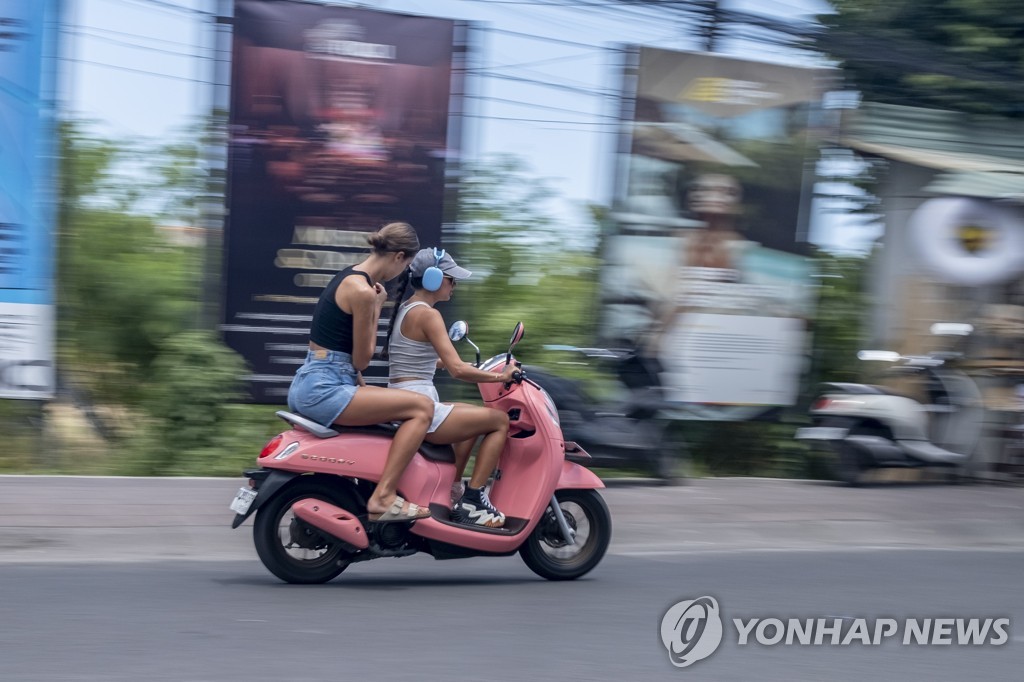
504;368;524;390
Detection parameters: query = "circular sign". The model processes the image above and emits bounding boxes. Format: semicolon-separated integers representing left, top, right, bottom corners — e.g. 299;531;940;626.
908;197;1024;286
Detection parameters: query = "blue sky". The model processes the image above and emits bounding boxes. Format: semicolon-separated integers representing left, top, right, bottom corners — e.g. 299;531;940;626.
63;0;877;252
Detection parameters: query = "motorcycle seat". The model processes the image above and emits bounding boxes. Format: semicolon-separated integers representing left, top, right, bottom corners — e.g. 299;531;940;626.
276;411;455;463
331;422;456;463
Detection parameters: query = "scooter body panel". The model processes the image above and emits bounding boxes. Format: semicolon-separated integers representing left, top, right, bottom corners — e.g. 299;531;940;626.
258;428;453;505
411;383;581;553
557;459;606;490
292;498;369;549
812;392;929;440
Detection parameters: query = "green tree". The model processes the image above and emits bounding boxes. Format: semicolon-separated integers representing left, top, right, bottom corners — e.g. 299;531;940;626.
807;250;870;388
818;0;1024;117
451;155;600;362
57;121;201;406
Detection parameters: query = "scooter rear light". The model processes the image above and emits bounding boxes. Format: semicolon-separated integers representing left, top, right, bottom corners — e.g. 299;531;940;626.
259;434;284;458
811;397;832;411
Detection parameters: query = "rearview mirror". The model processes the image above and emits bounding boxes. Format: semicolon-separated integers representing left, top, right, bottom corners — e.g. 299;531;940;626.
448;320;468;342
508;322;525;350
504;322;525;367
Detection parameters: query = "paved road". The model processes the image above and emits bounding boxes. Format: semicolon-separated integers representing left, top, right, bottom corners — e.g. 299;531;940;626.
1;477;1023;681
1;551;1022;681
1;476;1022;563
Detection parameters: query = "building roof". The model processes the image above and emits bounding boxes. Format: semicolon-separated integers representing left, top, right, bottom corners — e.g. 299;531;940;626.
923;171;1024;202
839;103;1024;190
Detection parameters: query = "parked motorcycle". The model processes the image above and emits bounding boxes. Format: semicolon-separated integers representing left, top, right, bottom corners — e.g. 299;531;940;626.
523;345;682;482
796;323;984;485
229;322;612;583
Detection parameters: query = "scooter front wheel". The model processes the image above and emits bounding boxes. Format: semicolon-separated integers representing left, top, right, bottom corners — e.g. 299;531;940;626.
519;489;611;581
253;479;360;584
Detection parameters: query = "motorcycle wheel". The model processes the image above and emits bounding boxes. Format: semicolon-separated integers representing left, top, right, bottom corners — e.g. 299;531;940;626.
253;479;360;584
836;443;864;487
519;489;611;581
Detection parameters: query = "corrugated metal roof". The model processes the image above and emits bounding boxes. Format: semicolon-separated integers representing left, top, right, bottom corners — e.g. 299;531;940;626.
924;171;1024;202
840;102;1024;172
839;103;1024;200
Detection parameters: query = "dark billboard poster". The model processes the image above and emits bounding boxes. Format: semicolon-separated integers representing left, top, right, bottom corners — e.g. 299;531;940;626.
224;1;462;402
602;47;826;419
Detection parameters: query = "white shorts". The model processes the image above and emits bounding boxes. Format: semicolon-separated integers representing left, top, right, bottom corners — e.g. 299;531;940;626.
388;379;454;433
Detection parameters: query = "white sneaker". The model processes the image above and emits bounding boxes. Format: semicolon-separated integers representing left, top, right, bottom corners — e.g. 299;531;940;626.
450;481;465;507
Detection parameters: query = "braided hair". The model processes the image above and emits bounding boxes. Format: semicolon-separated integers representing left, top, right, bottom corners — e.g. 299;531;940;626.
379;269;413;361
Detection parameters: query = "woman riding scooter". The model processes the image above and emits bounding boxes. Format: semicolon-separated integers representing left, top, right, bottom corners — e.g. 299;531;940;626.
382;248;517;528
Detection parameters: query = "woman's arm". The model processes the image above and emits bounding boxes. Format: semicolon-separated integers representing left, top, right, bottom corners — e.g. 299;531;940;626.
341;280;385;371
419;308;513;383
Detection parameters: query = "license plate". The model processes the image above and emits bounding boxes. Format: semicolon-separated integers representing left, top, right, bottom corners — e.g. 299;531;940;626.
795;426;848;441
229;487;258;515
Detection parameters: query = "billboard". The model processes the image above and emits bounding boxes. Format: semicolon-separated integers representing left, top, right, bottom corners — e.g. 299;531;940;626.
0;0;59;400
602;48;825;419
224;1;463;402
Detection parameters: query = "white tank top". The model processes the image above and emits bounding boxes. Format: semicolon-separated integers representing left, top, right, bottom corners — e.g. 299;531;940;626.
387;301;439;381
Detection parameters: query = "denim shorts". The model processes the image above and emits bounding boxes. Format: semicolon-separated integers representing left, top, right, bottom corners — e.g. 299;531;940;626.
287;350;359;427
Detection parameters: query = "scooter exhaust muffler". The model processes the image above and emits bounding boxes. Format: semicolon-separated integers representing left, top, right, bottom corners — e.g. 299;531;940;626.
292;498;369;549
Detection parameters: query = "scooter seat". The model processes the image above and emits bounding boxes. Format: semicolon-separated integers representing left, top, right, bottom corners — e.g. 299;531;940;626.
278;412;455;463
330;423;455;463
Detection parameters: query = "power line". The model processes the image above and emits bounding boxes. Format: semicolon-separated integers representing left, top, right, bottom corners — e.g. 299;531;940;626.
465;113;617;126
62;28;202;59
466;50;605;72
104;0;211;16
481;71;618;98
474;25;621;51
465;94;619;119
63;55;212;85
74;23;203;50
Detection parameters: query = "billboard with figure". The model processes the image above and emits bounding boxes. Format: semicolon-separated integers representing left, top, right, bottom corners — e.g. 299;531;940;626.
602;48;826;419
224;0;463;402
0;0;59;399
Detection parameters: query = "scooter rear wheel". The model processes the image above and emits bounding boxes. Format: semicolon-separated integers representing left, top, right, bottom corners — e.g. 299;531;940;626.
253;479;360;584
519;489;611;581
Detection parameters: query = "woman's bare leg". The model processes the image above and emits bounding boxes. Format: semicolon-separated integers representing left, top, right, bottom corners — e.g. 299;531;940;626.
425;404;509;489
335;385;434;516
452;438;475;481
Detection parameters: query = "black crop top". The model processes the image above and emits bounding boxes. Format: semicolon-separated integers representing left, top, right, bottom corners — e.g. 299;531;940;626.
309;266;374;353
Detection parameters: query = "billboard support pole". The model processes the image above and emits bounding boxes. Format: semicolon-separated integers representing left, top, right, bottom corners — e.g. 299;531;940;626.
200;0;234;333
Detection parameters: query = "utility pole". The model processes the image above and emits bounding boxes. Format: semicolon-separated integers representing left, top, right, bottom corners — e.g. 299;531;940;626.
702;0;721;52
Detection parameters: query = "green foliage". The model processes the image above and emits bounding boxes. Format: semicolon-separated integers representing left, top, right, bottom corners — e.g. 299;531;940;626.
451;155;600;363
0;400;45;473
806;250;870;388
57;121;204;405
819;0;1024;117
126;331;249;476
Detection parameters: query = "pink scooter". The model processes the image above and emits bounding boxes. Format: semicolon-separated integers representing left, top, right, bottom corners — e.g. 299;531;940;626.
229;322;611;583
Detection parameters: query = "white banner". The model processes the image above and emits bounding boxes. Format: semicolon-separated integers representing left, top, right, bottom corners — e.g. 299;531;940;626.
0;303;54;399
659;313;804;406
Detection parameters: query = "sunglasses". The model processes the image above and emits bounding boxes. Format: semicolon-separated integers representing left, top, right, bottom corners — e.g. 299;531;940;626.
444;276;457;287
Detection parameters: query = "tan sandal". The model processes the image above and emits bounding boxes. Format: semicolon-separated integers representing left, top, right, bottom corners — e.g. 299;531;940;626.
368;495;431;524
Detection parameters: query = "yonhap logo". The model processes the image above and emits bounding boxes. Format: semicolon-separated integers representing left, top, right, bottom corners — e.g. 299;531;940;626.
659;595;1011;669
660;596;724;668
